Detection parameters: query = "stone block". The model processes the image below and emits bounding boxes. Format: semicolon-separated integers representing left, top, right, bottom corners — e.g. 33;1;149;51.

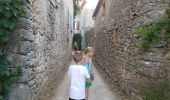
165;51;170;60
17;29;35;42
17;41;32;55
9;54;30;67
27;79;36;87
25;59;39;68
20;68;36;83
9;84;31;100
142;52;160;62
18;18;34;30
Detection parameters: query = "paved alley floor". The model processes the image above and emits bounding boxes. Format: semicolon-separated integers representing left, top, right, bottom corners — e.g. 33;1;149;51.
52;66;121;100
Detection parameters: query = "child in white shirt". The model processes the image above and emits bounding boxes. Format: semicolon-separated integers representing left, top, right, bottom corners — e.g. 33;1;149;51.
68;51;90;100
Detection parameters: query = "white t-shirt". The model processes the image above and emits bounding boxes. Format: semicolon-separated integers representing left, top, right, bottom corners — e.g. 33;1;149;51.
68;64;90;99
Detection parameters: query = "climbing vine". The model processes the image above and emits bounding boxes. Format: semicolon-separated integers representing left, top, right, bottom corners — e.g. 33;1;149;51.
135;8;170;51
0;0;24;99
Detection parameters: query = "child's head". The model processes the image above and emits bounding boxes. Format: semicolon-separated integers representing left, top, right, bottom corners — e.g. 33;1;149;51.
73;51;83;64
84;47;94;57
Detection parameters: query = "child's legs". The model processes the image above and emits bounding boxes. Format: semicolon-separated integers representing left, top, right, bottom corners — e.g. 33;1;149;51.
85;88;89;100
85;81;92;100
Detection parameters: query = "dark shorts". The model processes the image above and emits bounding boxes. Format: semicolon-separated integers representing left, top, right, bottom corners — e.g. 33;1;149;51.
69;98;85;100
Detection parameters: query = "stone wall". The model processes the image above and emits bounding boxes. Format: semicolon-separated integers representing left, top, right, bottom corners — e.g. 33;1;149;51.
85;29;95;47
8;0;73;100
86;0;170;99
80;8;96;49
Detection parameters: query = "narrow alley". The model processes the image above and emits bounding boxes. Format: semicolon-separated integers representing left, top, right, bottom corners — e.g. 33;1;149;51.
52;64;121;100
0;0;170;100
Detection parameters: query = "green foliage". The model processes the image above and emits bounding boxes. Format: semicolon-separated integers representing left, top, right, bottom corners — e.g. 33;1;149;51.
73;33;82;50
0;54;22;100
0;65;22;96
0;53;22;99
166;8;170;18
74;4;81;17
140;80;170;100
0;0;24;99
0;0;25;44
135;8;170;51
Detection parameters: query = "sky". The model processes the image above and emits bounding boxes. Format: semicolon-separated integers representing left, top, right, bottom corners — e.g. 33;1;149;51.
85;0;99;9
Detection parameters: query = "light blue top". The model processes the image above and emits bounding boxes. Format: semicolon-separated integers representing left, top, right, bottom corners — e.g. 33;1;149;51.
83;63;91;77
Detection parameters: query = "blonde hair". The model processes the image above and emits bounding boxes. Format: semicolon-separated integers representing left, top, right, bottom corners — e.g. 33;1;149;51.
73;51;83;63
84;47;93;54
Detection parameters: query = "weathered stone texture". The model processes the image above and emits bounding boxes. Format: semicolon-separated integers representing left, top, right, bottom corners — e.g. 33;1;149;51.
8;0;73;100
86;0;170;99
85;29;95;47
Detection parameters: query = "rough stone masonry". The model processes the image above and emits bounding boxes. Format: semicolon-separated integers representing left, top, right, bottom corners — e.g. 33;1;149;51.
6;0;73;100
86;0;170;99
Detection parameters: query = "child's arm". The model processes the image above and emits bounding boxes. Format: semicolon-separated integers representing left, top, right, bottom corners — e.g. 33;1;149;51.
89;59;94;80
86;78;91;82
68;67;71;86
84;67;91;81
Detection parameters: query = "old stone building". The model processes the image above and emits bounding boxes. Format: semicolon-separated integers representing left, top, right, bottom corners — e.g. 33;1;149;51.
8;0;73;100
86;0;170;99
79;0;98;49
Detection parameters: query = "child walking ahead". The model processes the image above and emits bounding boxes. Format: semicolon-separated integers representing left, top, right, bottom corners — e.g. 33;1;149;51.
83;47;94;100
68;51;91;100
